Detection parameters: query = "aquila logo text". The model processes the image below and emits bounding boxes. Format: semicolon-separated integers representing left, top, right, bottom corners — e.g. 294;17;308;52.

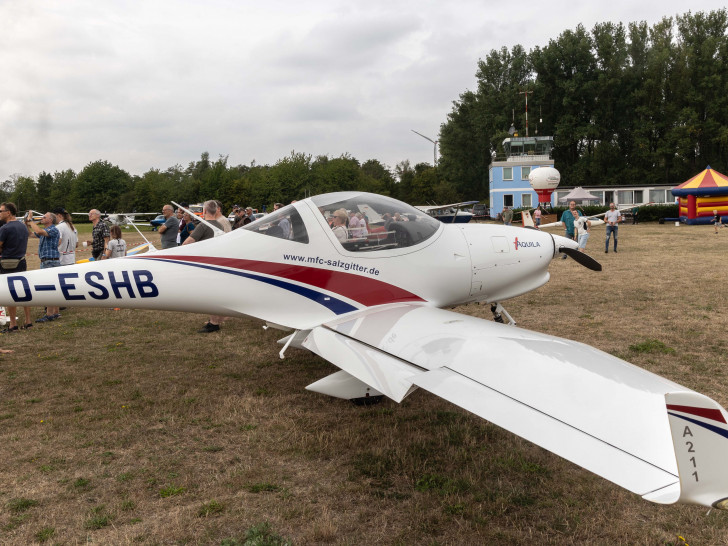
513;237;541;250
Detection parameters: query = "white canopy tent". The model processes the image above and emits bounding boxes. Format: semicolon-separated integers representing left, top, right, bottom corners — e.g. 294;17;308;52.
558;187;600;203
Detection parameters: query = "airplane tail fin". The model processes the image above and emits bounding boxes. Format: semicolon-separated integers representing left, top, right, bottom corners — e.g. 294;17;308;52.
521;211;534;228
663;392;728;510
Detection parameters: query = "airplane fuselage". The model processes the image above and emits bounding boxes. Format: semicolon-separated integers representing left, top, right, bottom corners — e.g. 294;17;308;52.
0;198;575;330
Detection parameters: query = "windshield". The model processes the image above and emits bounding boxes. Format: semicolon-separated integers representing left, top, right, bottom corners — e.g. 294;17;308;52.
311;192;440;252
243;206;308;243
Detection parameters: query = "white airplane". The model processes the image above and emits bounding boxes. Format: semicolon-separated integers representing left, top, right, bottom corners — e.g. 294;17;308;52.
538;203;644;231
2;191;727;512
416;201;478;224
72;211;158;228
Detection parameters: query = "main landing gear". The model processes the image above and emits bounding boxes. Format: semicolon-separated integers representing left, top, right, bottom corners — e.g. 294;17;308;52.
491;303;516;326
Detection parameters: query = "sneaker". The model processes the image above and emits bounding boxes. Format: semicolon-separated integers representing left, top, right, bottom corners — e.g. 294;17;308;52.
35;315;54;323
614;250;618;253
198;322;220;333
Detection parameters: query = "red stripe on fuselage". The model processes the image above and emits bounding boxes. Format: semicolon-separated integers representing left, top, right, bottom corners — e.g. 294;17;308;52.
667;404;727;424
140;255;425;306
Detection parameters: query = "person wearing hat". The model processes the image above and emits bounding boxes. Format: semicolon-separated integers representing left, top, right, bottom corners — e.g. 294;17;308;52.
243;207;254;225
54;207;78;266
332;209;348;243
231;206;246;230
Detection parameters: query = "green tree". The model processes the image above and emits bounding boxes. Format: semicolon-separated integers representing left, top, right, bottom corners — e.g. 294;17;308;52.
74;160;132;212
10;176;38;212
35;171;53;212
50;170;78;213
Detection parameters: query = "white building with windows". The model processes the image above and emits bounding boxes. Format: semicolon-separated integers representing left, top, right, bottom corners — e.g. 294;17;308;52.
488;136;676;217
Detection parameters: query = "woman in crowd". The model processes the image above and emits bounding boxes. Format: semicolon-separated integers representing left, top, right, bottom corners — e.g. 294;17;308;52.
179;213;197;244
105;225;127;259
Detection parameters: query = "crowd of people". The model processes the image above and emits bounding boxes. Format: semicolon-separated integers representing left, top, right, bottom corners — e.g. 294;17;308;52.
0;203;82;330
0;199;258;335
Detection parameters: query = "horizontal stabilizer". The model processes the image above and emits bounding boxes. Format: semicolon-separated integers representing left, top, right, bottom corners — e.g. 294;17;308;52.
665;392;728;510
306;370;383;400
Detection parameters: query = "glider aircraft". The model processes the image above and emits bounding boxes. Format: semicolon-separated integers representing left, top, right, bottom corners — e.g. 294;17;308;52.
2;191;728;511
72;211;158;228
416;201;478;224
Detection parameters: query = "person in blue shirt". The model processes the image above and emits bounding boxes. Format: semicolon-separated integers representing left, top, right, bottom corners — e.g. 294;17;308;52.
559;201;583;259
26;211;61;322
0;202;33;331
560;201;583;239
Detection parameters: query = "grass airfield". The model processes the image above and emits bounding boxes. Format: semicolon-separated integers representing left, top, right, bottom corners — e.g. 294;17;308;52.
1;221;728;544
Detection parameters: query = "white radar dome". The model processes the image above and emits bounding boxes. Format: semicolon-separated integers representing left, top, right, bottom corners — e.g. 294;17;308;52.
529;167;560;190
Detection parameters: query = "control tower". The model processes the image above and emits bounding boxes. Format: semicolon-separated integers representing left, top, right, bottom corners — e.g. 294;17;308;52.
488;135;555;217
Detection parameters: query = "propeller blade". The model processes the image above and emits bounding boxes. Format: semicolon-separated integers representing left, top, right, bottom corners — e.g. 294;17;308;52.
559;247;602;271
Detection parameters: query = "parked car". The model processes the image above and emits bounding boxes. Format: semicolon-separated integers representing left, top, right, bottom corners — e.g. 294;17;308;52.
472;204;489;219
150;214;166;230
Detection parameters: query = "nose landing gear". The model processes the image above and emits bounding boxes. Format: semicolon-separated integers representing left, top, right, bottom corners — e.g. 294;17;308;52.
491;303;516;326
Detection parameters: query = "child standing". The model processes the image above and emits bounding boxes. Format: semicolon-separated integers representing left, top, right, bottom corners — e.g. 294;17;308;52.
105;225;127;258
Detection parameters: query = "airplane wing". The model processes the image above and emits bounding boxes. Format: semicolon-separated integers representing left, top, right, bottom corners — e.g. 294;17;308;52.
296;303;728;509
416;201;479;213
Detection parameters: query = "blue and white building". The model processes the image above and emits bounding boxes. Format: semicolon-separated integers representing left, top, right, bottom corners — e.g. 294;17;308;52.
489;136;555;217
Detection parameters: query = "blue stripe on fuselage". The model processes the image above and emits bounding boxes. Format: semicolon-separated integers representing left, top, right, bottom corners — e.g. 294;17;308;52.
139;257;358;315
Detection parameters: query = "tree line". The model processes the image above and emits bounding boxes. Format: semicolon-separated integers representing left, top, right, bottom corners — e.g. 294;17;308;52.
438;9;728;198
0;153;456;218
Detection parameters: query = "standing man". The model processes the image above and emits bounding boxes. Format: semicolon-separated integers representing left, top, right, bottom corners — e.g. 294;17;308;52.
26;212;61;322
559;201;582;260
182;201;224;246
502;207;513;226
214;200;232;233
604;202;621;253
87;209;110;261
560;201;582;240
158;204;179;249
181;201;226;333
0;203;32;331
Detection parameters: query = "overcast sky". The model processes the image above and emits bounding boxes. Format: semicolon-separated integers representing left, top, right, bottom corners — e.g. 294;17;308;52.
0;1;725;182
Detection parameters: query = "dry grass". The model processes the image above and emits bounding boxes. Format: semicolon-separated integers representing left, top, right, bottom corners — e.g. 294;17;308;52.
0;222;727;544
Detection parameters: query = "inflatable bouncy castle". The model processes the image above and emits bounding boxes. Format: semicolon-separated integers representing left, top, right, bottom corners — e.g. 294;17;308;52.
672;166;728;225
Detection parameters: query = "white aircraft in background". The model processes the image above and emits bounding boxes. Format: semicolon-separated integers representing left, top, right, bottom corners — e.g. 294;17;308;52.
416;201;478;224
2;191;728;512
72;211;158;228
527;203;646;231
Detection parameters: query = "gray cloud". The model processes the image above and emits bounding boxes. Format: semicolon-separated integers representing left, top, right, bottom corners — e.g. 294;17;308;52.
1;0;726;180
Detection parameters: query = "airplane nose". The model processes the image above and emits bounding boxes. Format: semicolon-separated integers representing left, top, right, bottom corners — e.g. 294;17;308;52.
550;234;602;271
551;234;579;258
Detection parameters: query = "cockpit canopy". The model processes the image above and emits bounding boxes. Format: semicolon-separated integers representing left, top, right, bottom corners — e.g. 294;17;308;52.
312;192;441;252
243;192;441;252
